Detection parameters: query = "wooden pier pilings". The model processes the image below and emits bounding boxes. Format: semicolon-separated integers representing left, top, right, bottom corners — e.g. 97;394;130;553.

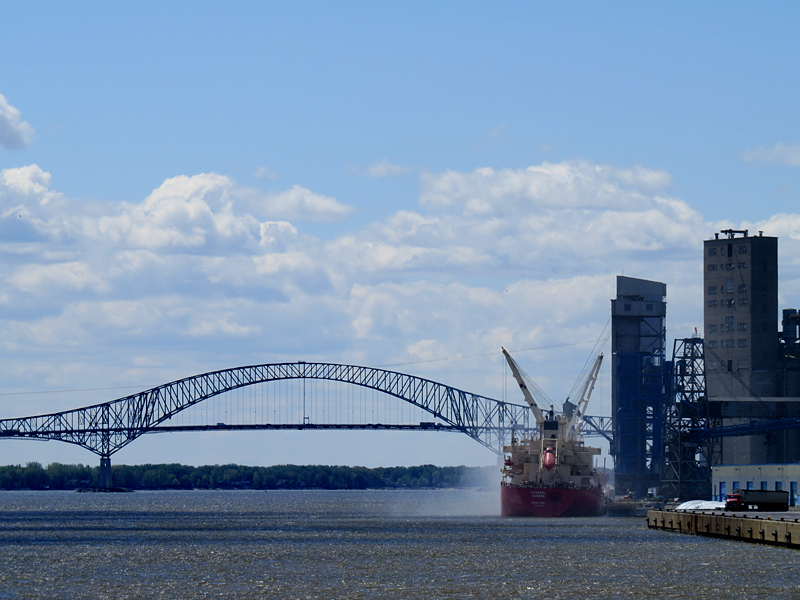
647;509;800;549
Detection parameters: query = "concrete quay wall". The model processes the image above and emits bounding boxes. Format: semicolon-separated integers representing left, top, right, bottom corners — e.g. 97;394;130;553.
647;509;800;549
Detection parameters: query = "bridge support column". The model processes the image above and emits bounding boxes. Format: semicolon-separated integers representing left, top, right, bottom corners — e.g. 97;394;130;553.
98;457;112;489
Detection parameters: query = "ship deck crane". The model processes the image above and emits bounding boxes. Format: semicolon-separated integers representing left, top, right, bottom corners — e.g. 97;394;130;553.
501;348;604;438
502;347;545;424
566;353;604;440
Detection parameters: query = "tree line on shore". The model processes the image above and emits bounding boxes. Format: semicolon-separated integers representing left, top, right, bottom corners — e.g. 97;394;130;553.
0;462;497;491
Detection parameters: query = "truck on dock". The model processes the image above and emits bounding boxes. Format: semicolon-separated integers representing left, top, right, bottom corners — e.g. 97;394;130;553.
724;489;789;511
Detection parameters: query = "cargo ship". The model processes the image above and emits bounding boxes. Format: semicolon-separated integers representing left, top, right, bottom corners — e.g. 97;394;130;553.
500;348;607;517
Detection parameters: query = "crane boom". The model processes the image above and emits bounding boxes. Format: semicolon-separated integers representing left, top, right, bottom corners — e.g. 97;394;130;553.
502;347;544;424
567;353;603;438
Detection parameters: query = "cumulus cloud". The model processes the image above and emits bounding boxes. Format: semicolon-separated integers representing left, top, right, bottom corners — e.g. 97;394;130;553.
741;143;800;166
9;261;109;294
254;166;278;181
362;159;415;178
323;161;701;282
0;93;35;150
420;160;673;211
261;185;354;222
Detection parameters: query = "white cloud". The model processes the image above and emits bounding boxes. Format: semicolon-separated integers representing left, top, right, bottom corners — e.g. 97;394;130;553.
188;317;258;337
0;165;63;222
323;161;702;282
363;159;415;178
419;160;673;211
254;166;279;181
0;93;35;150
9;261;109;294
741;143;800;166
261;185;354;222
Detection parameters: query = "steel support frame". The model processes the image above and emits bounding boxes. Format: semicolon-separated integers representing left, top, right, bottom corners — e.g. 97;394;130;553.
0;362;531;458
660;337;717;501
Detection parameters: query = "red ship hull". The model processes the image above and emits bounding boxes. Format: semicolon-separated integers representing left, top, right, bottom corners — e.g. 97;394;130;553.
501;485;607;517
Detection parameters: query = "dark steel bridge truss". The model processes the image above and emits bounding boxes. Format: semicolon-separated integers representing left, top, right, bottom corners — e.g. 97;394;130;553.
0;362;535;460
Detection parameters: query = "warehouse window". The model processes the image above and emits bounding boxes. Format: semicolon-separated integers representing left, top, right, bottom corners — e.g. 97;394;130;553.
708;300;717;307
776;482;783;491
761;481;768;490
737;284;747;292
738;339;747;348
708;324;717;333
737;322;747;331
708;264;717;271
738;298;748;305
738;261;748;269
708;248;717;256
737;245;748;254
708;286;717;295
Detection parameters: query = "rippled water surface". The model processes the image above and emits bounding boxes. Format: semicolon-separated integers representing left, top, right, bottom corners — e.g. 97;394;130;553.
1;489;799;599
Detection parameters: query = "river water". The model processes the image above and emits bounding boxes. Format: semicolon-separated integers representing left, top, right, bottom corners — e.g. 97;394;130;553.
1;489;798;599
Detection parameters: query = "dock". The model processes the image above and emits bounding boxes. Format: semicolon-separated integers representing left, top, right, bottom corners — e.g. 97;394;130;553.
647;509;800;549
607;499;663;517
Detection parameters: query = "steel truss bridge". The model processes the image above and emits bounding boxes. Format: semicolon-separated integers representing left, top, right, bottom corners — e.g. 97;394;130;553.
0;361;612;486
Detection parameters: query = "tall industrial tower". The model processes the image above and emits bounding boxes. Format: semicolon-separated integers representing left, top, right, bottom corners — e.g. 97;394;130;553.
703;229;800;464
703;229;778;400
611;276;669;496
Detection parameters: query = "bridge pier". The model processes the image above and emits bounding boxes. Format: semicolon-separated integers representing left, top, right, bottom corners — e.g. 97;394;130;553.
98;457;112;488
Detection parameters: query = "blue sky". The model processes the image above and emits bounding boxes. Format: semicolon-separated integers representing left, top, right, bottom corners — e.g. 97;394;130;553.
1;2;800;469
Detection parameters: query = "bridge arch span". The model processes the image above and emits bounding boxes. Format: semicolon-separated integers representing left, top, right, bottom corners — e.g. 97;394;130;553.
0;362;531;464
